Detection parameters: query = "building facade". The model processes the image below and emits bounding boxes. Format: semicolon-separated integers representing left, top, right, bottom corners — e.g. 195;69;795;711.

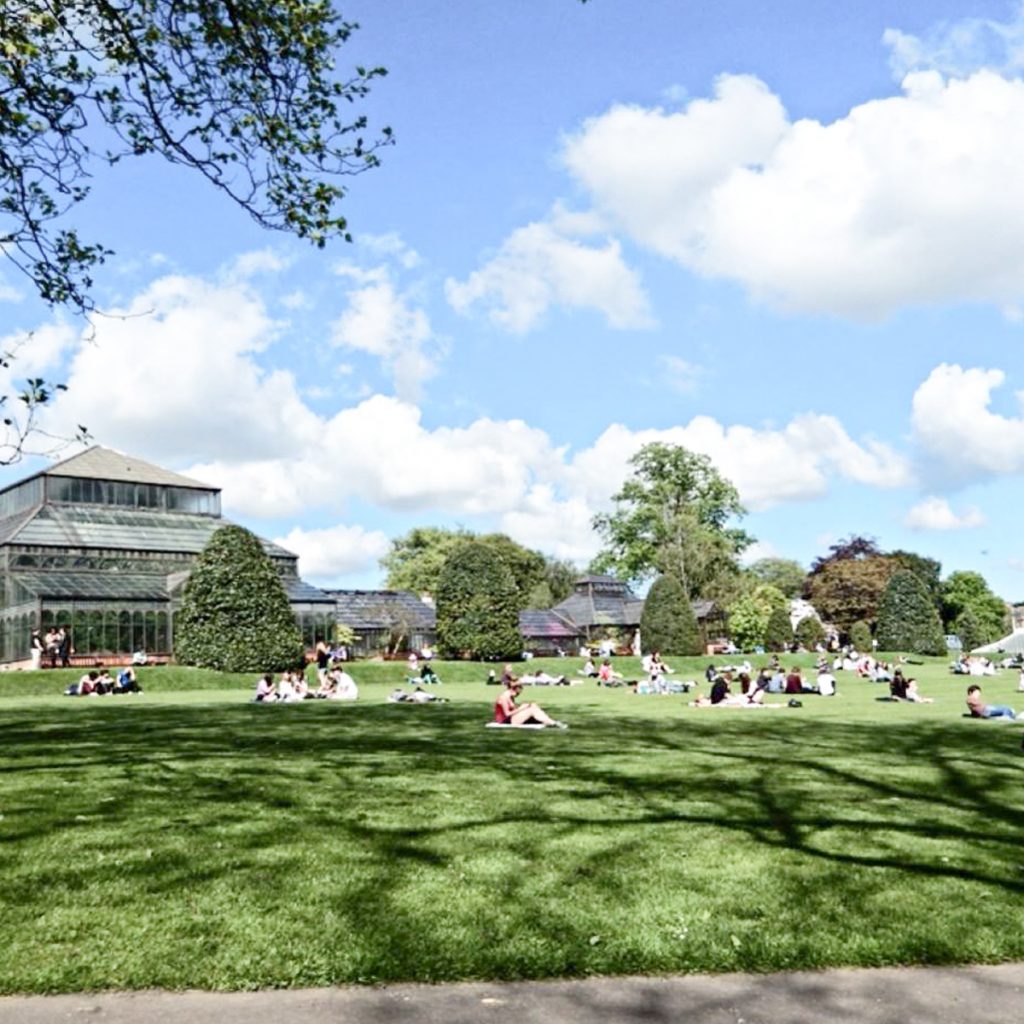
0;447;335;663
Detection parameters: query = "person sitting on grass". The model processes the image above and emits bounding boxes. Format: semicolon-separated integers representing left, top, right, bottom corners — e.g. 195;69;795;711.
64;670;98;696
293;670;311;700
815;666;837;696
315;673;336;699
92;668;115;695
254;672;277;703
493;679;567;728
330;666;359;701
598;658;624;686
890;670;908;700
965;684;1017;719
580;657;598;678
420;663;442;685
785;666;807;694
904;678;934;703
114;666;142;694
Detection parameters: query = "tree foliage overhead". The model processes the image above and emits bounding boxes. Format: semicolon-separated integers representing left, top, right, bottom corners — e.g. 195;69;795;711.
0;0;392;314
435;541;522;661
876;569;947;656
808;535;883;576
803;554;896;630
174;525;305;672
639;574;702;657
591;443;752;598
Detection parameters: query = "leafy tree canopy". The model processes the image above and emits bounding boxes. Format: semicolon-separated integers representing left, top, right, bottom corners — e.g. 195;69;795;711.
591;443;752;598
747;557;806;598
803;556;896;631
763;605;794;652
435;541;521;661
808;535;883;577
727;583;787;651
940;571;1009;645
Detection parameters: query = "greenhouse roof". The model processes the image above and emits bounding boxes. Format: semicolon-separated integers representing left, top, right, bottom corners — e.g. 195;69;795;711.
14;571;172;601
2;505;295;559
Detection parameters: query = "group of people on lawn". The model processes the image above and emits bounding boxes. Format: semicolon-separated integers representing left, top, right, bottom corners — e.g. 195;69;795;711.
255;664;358;703
64;666;141;696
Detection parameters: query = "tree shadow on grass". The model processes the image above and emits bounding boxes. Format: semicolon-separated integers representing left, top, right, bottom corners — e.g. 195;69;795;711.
1;701;1023;988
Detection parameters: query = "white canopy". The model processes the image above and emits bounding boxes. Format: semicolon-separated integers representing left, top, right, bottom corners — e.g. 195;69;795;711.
971;631;1024;655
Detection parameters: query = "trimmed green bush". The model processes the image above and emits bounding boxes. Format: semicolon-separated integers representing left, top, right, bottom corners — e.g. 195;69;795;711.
794;615;825;649
764;606;793;652
174;525;305;672
876;569;947;656
954;607;982;654
849;619;873;653
436;541;521;660
640;574;702;656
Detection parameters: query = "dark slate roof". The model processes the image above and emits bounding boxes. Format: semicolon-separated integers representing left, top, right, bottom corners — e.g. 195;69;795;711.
519;609;583;639
283;576;335;605
326;590;436;631
0;504;294;559
692;599;723;620
42;446;214;490
551;590;644;629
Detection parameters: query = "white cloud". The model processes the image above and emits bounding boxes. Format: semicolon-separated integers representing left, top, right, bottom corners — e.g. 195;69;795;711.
904;496;985;531
331;278;443;402
445;221;653;332
883;3;1024;79
740;540;781;565
39;274;320;463
357;232;422;269
274;523;390;581
660;356;702;395
560;69;1024;318
226;248;293;279
911;363;1024;482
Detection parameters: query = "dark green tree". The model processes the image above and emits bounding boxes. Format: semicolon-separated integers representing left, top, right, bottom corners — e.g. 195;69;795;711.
876;570;947;655
592;442;752;597
764;606;793;652
889;550;942;609
174;525;304;672
849;619;873;653
639;574;702;656
436;541;522;660
954;607;983;654
940;571;1009;645
794;615;825;649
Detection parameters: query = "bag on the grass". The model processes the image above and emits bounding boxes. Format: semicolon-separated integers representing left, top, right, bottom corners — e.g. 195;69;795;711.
787;698;803;708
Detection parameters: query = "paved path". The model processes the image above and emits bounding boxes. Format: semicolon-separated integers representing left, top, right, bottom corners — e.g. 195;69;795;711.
1;964;1022;1024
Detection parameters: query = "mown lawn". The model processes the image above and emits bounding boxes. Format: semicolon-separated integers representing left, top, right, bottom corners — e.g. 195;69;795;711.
0;654;1022;992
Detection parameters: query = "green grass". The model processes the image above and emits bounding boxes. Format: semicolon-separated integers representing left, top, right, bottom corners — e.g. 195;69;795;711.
1;653;1022;993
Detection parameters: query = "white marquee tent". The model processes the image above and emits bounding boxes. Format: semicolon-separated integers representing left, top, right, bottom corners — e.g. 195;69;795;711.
971;631;1024;655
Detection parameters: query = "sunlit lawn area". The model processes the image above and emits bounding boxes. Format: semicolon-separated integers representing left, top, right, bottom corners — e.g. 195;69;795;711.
1;654;1022;993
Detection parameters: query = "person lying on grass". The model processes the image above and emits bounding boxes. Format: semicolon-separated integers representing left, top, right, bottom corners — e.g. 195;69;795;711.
494;679;567;728
965;684;1017;720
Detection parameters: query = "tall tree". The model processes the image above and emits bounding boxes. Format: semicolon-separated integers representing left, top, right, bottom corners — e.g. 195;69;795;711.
940;571;1009;645
876;570;946;656
727;583;787;651
436;541;521;661
804;535;895;630
591;443;752;598
174;525;304;672
747;557;806;599
889;550;942;609
639;575;702;656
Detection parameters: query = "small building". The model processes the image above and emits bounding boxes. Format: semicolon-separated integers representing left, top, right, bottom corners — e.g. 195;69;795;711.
548;574;644;642
328;589;437;657
0;446;335;663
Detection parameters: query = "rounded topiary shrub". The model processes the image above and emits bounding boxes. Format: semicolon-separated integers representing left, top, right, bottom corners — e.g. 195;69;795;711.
640;574;702;656
174;525;305;672
436;541;522;660
875;569;946;656
849;619;873;653
764;606;794;652
794;615;825;649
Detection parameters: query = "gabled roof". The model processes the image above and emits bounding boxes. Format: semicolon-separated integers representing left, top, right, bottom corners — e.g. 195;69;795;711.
42;446;215;491
327;590;436;631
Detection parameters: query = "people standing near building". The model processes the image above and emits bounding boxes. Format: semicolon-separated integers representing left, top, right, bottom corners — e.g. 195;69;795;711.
30;629;43;670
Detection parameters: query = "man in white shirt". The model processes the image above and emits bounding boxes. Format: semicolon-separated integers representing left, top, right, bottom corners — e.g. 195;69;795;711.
816;667;837;696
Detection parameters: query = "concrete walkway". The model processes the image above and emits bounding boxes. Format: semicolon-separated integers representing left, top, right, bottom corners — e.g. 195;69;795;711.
1;963;1022;1024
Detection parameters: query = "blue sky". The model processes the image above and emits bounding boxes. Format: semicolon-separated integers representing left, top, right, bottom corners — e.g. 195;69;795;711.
3;0;1024;600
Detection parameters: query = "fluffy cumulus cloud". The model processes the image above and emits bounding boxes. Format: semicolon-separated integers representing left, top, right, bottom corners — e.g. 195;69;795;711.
273;523;391;581
911;363;1024;482
331;277;442;402
883;3;1024;79
445;221;653;332
560;69;1024;318
904;496;985;531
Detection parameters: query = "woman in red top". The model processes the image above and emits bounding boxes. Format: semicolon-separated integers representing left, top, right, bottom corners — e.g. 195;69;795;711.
494;681;567;728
